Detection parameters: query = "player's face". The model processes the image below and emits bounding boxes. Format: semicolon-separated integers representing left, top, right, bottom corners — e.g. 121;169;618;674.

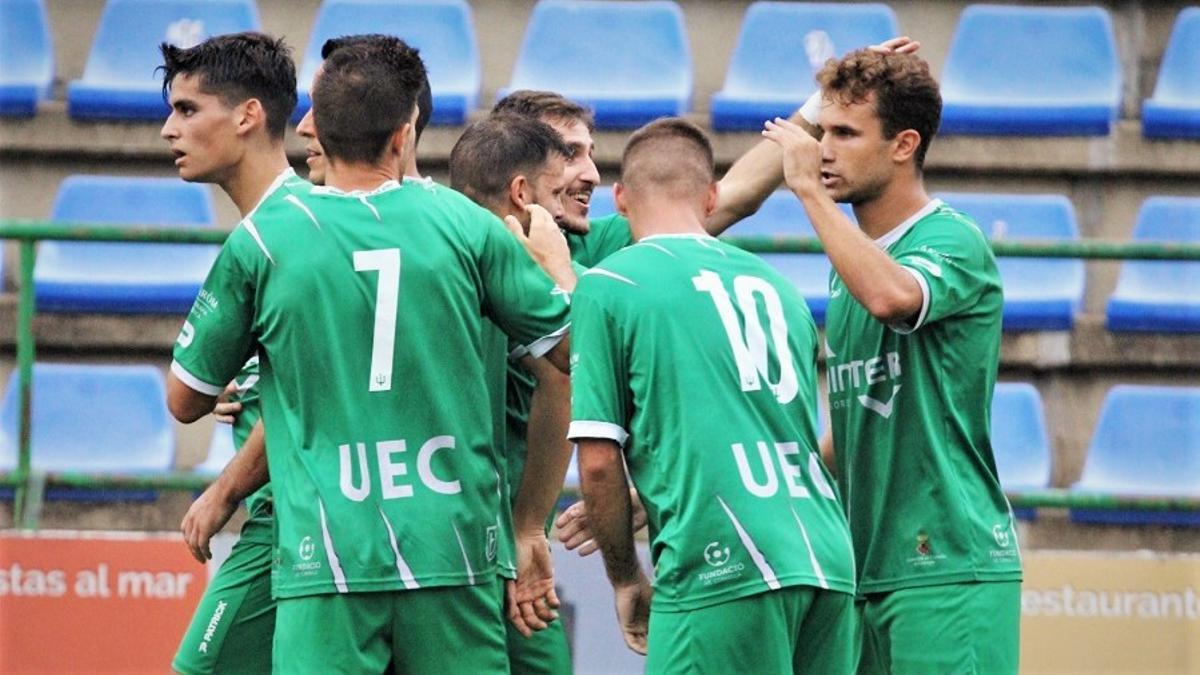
543;117;599;235
297;66;326;185
529;154;568;224
817;93;896;205
160;74;243;184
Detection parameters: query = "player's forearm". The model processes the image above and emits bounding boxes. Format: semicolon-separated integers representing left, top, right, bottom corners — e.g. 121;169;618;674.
578;439;642;587
512;359;574;535
794;186;921;322
209;420;269;506
706;109;821;236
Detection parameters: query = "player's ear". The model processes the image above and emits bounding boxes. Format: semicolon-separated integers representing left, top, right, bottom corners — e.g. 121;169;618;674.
508;174;531;211
613;182;629;217
236;98;266;137
703;181;719;217
891;129;921;165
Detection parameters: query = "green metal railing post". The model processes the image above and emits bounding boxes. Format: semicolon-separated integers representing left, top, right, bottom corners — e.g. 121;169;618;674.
13;240;36;528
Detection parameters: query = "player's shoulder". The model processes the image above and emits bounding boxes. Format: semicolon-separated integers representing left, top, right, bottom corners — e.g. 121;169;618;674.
905;200;992;255
574;244;649;298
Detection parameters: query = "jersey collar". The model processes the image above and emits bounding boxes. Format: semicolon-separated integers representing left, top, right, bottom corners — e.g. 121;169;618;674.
246;167;296;218
311;179;403;198
639;232;716;242
873;199;942;250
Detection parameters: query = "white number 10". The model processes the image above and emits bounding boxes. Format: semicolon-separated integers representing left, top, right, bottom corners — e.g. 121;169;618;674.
354;249;400;392
693;270;799;405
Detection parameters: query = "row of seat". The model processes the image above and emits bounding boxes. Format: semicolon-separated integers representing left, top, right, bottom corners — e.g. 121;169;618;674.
2;1;1198;136
7;175;1198;333
589;188;1200;333
5;365;1194;527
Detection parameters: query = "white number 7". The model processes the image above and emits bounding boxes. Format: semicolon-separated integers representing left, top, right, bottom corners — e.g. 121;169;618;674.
354;249;400;392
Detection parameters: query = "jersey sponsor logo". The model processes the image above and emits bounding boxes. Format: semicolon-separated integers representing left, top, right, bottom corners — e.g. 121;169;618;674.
339;435;461;502
993;523;1011;548
990;520;1021;562
486;526;498;562
698;542;745;587
907;532;948;568
828;351;904;418
704;541;731;567
298;536;316;561
197;599;227;654
177;321;195;348
858;384;902;419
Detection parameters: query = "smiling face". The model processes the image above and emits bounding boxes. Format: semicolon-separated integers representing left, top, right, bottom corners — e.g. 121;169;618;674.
528;153;568;224
817;92;897;206
160;73;243;184
543;117;600;234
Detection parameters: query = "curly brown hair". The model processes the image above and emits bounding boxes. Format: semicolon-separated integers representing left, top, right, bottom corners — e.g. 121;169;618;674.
817;49;941;170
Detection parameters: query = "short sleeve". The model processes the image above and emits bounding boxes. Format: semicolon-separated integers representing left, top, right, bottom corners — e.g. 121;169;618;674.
571;214;634;268
566;281;630;446
170;232;259;395
476;213;572;359
890;220;998;334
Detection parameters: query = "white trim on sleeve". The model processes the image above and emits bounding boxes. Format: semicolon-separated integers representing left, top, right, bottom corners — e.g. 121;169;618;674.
567;420;629;447
509;323;570;361
889;266;931;335
170;360;224;396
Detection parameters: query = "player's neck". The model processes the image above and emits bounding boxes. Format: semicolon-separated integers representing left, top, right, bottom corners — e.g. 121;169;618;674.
222;148;291;218
851;176;931;241
326;160;398;193
627;203;708;241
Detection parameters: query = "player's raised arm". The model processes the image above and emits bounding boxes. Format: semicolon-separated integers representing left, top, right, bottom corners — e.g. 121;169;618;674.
704;36;921;236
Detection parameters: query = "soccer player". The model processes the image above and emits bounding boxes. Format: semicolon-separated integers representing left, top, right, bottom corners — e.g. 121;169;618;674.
165;40;572;673
570;118;857;673
449;113;576;674
763;49;1022;674
157;31;299;675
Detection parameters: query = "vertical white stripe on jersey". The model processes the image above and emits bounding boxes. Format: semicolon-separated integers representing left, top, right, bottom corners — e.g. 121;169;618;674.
318;500;348;593
789;506;829;589
285;194;322;230
378;508;421;590
452;524;476;585
716;496;781;590
241;218;276;264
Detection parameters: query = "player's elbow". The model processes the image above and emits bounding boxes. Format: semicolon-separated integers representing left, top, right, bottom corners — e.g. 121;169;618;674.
578;442;622;489
863;286;922;324
166;375;212;423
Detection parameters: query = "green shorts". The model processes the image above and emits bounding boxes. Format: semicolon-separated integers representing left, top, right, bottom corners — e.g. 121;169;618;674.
645;586;856;675
505;609;571;675
173;514;276;675
272;577;507;675
858;581;1021;675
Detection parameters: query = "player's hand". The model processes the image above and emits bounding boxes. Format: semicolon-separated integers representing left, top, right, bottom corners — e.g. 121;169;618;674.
212;381;242;424
613;573;653;655
555;490;648;557
869;36;921;55
504;205;575;290
180;484;238;563
762;117;824;198
508;532;560;638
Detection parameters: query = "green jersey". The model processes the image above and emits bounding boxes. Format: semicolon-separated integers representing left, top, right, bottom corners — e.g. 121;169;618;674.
569;233;856;612
824;200;1022;596
502;214;632;503
227;355;272;519
172;178;570;599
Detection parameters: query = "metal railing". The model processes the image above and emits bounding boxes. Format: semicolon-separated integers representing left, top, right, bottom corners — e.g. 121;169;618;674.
2;220;1199;528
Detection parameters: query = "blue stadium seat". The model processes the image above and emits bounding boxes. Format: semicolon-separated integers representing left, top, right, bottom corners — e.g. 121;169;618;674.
991;382;1052;520
940;5;1121;135
711;2;898;131
1143;8;1200;139
35;175;219;313
0;0;53;117
1070;385;1200;526
66;0;260;120
937;193;1084;330
504;0;691;128
195;424;236;476
295;0;479;125
0;363;175;501
1106;197;1200;333
723;190;853;325
588;185;617;219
